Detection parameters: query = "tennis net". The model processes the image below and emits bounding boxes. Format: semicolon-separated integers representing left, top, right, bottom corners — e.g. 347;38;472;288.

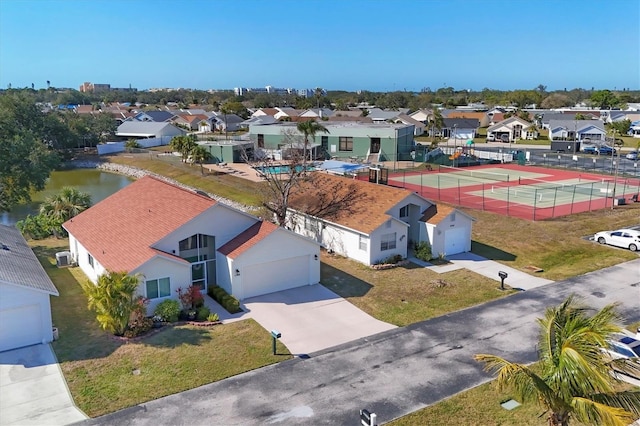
517;177;609;198
438;165;510;182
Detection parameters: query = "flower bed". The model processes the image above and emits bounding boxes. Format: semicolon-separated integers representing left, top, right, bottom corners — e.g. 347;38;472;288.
371;259;410;270
110;320;222;343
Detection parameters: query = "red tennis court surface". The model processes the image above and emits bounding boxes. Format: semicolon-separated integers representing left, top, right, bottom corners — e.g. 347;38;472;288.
362;164;640;221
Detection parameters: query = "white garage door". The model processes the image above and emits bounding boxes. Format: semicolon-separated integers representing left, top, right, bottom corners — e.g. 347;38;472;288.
242;256;310;300
0;304;42;352
444;227;468;255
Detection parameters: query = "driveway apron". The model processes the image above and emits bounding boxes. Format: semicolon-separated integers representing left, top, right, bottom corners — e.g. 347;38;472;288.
0;344;87;425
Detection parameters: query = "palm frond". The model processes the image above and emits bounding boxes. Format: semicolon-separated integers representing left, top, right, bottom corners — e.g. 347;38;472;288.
571;396;637;426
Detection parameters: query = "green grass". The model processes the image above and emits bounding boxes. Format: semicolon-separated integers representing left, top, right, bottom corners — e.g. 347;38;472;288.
104;152;263;207
321;254;516;326
33;239;291;417
466;205;640;281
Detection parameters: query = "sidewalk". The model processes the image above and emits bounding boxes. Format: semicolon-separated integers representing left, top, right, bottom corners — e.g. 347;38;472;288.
409;251;554;291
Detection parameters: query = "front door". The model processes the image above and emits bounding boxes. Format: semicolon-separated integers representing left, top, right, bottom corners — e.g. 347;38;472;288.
370;137;380;154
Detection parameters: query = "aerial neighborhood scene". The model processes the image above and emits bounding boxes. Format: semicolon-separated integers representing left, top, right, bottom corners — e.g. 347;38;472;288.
1;1;640;425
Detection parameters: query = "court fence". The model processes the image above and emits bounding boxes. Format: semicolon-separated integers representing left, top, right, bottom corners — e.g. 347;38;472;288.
385;169;640;221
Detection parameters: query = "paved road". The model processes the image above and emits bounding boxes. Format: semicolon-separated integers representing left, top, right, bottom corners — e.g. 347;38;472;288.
84;259;640;426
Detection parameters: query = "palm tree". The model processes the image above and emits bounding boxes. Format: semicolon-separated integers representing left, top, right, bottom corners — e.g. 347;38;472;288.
296;120;329;168
40;187;91;223
190;145;212;175
475;296;640;426
80;271;141;336
429;108;445;144
169;135;196;163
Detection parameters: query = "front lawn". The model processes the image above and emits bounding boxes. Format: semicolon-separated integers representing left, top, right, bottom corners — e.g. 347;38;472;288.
33;239;290;418
321;254;516;326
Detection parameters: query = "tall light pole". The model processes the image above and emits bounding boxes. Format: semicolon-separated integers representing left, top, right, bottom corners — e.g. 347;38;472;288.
453;124;458;167
611;129;620;209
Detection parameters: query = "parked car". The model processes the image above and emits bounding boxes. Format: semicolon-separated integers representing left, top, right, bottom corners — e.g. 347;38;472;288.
626;151;639;160
594;228;640;251
582;145;598;154
597;145;616;155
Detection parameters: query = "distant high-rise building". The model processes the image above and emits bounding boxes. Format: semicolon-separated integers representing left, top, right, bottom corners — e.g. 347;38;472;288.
79;82;111;93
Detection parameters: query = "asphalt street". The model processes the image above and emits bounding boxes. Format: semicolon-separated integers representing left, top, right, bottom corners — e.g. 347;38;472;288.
84;259;640;426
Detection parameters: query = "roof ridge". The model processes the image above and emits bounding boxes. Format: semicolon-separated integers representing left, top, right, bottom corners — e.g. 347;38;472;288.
141;175;217;203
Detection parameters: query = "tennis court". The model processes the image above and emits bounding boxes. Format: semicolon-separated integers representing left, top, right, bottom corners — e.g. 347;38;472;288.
384;164;640;220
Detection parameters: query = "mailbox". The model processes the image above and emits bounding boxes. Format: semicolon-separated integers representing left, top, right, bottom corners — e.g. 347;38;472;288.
271;330;281;355
271;330;281;339
360;409;377;426
498;271;508;290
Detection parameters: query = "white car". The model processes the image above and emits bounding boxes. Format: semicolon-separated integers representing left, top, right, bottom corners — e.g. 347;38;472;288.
602;332;640;379
594;229;640;252
626;151;639;160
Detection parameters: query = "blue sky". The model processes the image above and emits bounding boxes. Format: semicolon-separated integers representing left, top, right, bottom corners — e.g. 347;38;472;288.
1;0;639;92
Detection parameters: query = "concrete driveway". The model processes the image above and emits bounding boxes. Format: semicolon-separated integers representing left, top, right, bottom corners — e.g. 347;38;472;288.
0;344;87;425
241;284;397;356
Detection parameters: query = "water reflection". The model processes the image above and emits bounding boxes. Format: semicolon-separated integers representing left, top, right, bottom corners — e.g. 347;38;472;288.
1;169;133;226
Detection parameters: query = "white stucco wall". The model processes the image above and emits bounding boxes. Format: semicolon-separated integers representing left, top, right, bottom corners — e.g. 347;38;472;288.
132;257;191;313
69;234;106;283
422;211;473;258
369;219;409;264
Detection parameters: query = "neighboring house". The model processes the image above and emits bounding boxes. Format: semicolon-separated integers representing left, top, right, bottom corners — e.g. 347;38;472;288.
446;111;490;127
134;110;176;122
366;108;403;123
173;114;209;130
606;111;640;124
251;108;279;118
540;112;600;129
442;118;480;139
0;225;59;352
548;120;606;142
395;114;425;136
299;108;334;119
409;108;434;124
248;121;415;163
486;116;535;142
274;107;302;120
62;176;320;309
287;173;474;265
212;113;245;133
116;121;187;139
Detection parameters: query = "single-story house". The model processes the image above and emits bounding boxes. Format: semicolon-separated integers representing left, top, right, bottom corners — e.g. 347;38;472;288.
116;121;187;139
540;112;601;129
62;176;320;310
286;173;474;265
248;121;415;163
395;114;426;136
251;108;279;118
274;107;302;120
409;108;434;124
298;108;334;119
548;120;606;142
0;225;59;352
446;111;490;127
486;116;536;142
173;114;209;131
442;118;480;139
133;110;176;122
211;113;245;133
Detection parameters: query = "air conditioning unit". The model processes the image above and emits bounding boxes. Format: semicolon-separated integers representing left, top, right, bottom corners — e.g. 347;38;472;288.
55;251;74;268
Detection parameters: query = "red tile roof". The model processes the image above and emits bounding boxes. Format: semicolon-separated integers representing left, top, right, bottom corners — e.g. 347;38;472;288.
420;204;455;224
289;173;422;234
218;221;278;259
63;176;216;272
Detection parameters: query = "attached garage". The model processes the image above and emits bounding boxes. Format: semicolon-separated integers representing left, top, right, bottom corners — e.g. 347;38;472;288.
444;227;470;256
218;222;321;301
242;255;313;299
0;225;59;353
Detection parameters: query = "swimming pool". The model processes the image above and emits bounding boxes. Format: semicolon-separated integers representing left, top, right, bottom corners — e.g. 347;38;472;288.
255;165;316;174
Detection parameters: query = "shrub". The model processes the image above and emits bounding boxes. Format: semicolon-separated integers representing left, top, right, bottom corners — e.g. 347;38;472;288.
176;285;204;310
208;285;241;314
414;241;432;261
154;299;181;323
207;312;219;322
125;297;153;338
196;306;210;321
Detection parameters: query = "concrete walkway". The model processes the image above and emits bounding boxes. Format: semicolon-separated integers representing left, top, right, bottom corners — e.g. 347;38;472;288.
0;344;87;425
409;251;554;290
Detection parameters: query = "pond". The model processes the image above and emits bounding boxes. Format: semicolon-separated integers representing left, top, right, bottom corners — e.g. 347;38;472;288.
1;169;133;226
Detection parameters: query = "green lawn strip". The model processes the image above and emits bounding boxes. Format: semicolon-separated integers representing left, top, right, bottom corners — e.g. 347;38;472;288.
321;255;515;326
105;152;263;207
465;205;639;281
33;239;291;418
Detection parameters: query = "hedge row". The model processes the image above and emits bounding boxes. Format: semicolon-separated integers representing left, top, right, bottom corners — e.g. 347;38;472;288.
207;285;241;314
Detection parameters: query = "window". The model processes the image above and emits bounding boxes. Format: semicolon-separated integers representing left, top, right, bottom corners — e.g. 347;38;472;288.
87;253;94;268
257;134;264;148
451;213;456;222
385;219;392;229
359;235;368;251
339;136;353;151
304;217;318;232
321;135;328;148
399;205;409;218
380;233;396;251
146;277;171;299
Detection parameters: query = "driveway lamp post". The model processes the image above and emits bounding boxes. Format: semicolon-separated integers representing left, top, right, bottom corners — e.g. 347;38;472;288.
271;330;281;355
